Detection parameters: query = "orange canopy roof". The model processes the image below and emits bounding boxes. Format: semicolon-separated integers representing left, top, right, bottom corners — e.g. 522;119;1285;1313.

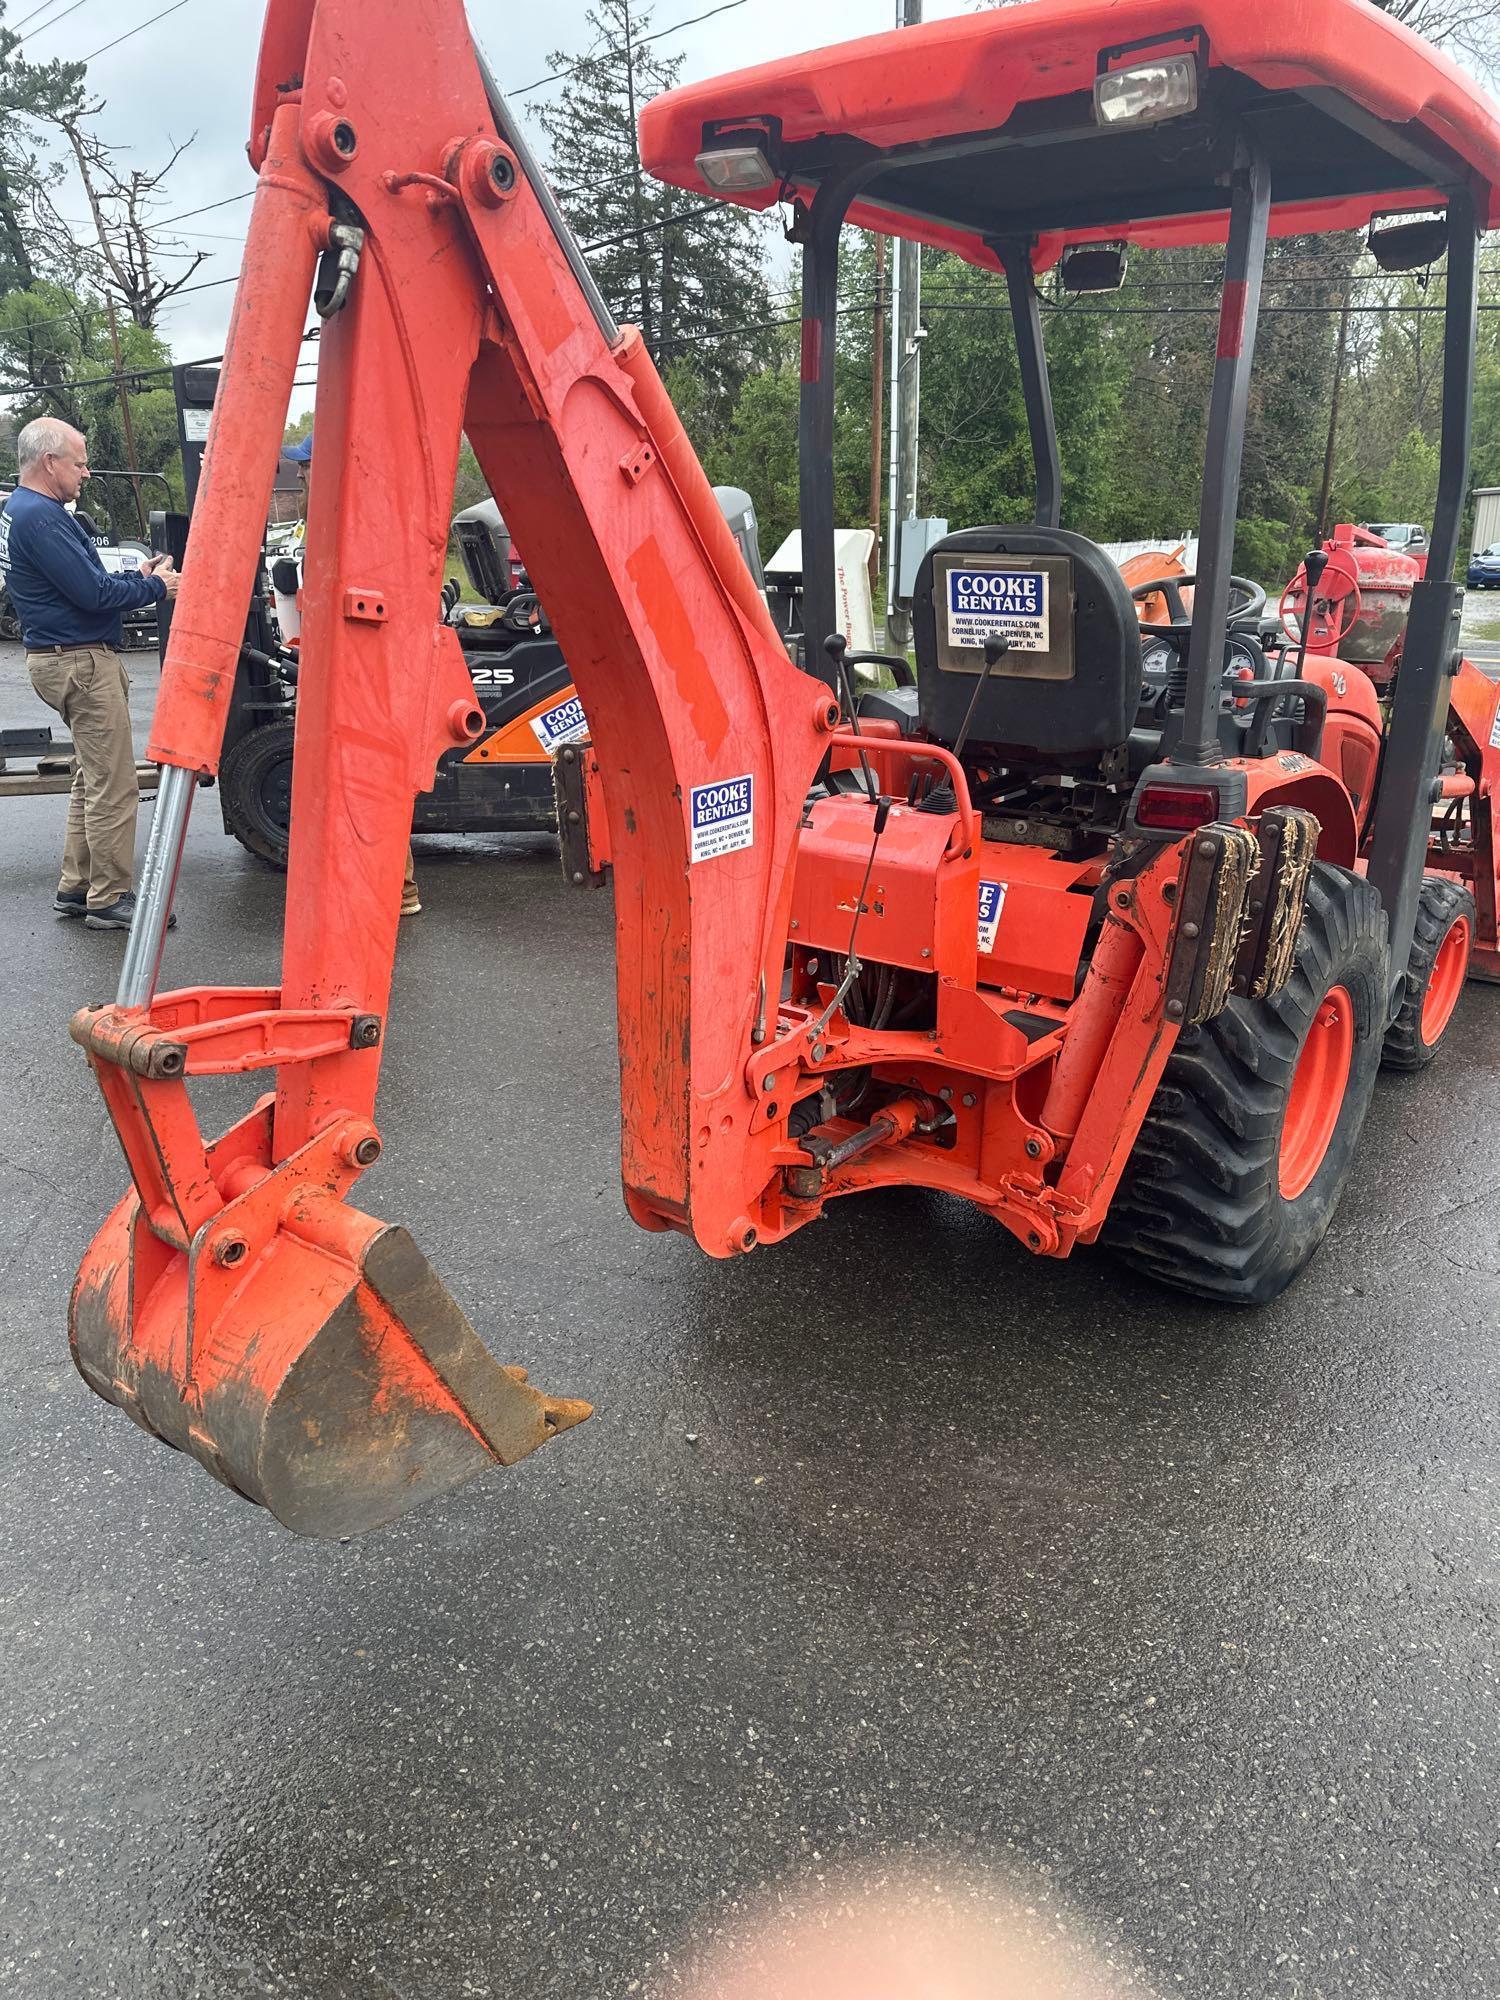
638;0;1500;272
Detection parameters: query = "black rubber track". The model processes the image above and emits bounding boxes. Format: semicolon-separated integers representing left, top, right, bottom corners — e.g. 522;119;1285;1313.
218;719;293;869
1107;861;1388;1306
1381;873;1475;1072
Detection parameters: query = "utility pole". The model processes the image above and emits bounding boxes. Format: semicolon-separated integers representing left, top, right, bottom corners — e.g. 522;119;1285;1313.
886;0;923;647
620;0;654;353
1317;287;1353;541
105;294;147;538
868;233;886;586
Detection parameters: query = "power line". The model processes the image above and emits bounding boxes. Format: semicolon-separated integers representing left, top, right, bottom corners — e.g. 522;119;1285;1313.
25;200;744;340
1047;301;1500;318
0;332;320;403
146;272;241;306
509;0;747;100
0;299;104;337
154;191;253;229
1036;270;1500;293
14;0;97;46
81;0;195;64
578;200;725;253
9;0;86;35
9;0;73;28
656;309;806;350
0;206;724;356
655;292;1500;350
155;227;245;244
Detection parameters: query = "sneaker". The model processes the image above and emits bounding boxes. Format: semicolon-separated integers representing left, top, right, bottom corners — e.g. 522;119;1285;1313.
54;888;87;918
84;892;178;933
400;885;422;918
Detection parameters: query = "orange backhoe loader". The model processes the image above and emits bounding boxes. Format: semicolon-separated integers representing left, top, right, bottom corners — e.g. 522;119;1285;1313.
67;0;1500;1536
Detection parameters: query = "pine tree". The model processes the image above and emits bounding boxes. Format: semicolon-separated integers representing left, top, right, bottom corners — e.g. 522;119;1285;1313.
533;0;772;410
0;12;85;297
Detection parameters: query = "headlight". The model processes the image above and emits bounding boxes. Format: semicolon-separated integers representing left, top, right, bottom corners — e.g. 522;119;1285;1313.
1094;56;1199;128
694;142;776;192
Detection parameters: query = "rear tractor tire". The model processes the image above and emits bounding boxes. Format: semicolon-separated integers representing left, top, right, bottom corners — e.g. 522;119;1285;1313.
1107;863;1388;1306
1381;874;1475;1072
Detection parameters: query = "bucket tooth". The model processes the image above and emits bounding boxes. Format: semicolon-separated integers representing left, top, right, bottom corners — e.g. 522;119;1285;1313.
70;1203;589;1538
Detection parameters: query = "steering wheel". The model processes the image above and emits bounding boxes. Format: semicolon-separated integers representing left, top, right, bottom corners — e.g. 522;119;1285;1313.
499;591;548;634
1130;572;1267;639
1279;551;1362;649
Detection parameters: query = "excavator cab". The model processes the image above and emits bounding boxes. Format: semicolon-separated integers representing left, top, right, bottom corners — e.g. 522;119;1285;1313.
66;0;1500;1536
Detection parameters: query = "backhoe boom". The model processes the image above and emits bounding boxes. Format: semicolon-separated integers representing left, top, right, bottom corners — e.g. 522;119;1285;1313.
70;0;826;1533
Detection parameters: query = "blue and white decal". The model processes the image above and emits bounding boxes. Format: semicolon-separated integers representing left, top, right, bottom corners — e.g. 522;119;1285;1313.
946;565;1049;653
977;879;1007;955
689;774;753;863
529;693;589;754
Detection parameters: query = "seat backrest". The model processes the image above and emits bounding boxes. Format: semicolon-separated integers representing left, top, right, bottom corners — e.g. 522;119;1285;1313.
912;527;1139;761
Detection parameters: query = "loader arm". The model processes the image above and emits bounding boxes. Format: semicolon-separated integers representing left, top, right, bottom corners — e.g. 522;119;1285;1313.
70;0;828;1534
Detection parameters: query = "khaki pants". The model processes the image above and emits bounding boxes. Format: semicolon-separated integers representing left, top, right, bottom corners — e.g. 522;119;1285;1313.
28;645;137;909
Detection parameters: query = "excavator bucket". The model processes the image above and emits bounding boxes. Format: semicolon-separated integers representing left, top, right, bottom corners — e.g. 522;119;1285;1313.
68;1084;589;1539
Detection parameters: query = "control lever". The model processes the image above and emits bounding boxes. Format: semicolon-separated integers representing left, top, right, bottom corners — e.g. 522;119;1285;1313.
951;633;1010;762
823;632;878;802
1295;548;1329;675
240;641;299;683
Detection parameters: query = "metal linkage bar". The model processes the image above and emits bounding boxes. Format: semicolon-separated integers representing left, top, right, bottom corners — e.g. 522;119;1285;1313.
117;764;195;1009
1428;188;1480;583
997;239;1061;530
1365;188;1481;1000
1175;142;1271;767
797;153;880;685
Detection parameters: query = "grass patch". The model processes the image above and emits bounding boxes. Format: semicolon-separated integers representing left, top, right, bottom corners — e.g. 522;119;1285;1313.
1461;591;1500;646
444;551;481;603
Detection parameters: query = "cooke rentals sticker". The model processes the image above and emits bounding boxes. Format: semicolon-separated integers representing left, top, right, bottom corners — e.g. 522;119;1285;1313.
977;880;1007;954
530;694;589;754
946;565;1049;652
689;774;753;863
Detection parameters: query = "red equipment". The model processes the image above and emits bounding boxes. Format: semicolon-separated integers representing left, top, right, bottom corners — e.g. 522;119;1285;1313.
66;0;1500;1536
1280;525;1425;672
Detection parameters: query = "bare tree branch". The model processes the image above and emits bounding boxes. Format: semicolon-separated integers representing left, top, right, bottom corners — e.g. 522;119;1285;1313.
43;107;209;328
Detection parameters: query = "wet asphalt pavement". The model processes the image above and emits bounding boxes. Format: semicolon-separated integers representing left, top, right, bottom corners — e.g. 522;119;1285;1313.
1;640;1498;2000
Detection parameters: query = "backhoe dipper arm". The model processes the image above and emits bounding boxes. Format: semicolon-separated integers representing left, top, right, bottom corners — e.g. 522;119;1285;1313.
67;0;828;1536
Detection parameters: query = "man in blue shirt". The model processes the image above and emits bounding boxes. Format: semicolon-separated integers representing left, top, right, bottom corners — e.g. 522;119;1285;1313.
0;416;180;928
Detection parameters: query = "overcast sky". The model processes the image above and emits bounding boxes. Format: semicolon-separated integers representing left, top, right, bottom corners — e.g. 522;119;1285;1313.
18;0;978;409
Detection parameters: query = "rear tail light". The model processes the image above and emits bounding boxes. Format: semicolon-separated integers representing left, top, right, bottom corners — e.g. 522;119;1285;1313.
1136;783;1220;831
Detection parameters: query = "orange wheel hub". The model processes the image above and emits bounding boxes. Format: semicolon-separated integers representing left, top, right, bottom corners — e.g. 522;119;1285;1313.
1420;915;1471;1046
1279;985;1354;1201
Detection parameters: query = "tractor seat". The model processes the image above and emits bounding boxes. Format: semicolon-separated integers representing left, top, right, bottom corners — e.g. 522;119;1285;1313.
912;527;1139;764
856;684;919;734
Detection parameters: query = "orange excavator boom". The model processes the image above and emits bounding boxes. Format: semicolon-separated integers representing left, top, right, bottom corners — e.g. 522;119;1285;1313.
71;0;830;1533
